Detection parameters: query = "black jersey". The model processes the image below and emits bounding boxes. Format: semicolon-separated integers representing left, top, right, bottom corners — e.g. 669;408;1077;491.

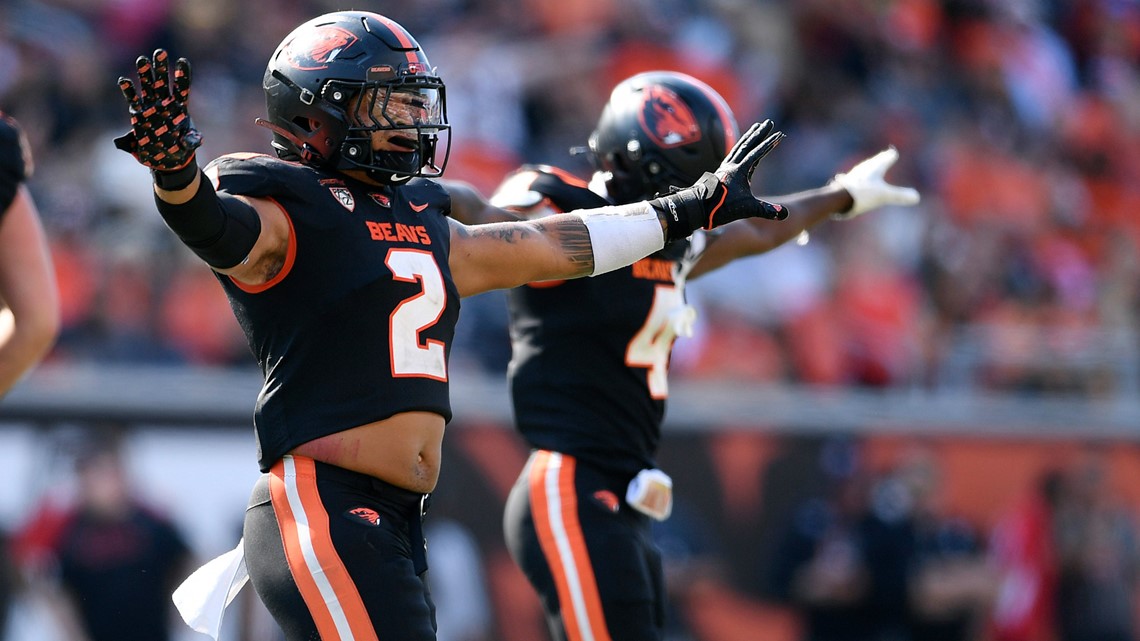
0;113;29;216
204;154;460;471
494;165;704;477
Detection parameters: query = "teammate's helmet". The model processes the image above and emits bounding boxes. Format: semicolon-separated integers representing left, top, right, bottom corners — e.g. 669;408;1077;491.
587;71;738;204
260;11;450;184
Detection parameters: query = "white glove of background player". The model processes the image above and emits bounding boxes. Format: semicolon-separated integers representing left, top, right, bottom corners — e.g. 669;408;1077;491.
830;146;920;220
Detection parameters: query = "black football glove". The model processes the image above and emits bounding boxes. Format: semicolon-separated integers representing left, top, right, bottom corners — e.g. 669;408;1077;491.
113;49;202;190
649;120;788;241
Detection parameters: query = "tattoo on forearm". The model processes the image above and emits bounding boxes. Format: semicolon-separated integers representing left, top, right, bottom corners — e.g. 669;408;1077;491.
476;225;534;243
537;217;593;274
463;216;595;277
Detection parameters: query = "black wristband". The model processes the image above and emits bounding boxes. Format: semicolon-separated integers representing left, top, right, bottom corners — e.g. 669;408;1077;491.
648;173;724;241
649;171;788;240
152;159;199;191
649;192;695;241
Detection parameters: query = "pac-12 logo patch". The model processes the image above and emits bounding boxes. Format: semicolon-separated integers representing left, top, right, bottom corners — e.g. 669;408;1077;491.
638;85;701;148
346;507;381;526
330;187;355;211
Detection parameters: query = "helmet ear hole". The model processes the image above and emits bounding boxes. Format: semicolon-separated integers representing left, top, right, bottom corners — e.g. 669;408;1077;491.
291;117;315;133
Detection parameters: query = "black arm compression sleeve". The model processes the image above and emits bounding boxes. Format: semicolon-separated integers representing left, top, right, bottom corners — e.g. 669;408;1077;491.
154;171;261;269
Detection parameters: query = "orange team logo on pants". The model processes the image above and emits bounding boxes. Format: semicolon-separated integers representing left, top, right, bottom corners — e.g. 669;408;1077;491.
346;507;381;526
592;490;620;513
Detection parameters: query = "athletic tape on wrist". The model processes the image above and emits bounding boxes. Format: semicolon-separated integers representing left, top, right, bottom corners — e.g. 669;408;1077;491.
578;204;665;276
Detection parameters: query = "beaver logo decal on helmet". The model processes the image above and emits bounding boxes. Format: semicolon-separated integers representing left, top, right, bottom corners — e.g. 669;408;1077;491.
639;85;701;149
283;25;359;71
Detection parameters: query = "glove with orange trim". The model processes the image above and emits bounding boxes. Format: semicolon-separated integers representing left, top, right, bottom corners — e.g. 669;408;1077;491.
113;49;203;190
649;120;789;241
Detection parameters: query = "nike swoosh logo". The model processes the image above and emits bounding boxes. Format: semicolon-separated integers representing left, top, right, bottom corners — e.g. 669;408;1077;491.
409;201;429;212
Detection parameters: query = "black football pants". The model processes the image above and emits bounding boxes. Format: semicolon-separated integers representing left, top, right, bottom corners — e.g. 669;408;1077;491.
244;455;435;641
504;449;666;641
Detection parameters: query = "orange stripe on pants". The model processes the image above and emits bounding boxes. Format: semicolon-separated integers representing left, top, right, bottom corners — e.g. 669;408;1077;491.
528;451;613;641
269;456;378;641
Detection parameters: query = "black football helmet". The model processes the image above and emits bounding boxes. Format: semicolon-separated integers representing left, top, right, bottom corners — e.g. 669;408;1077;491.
586;71;739;204
259;11;450;184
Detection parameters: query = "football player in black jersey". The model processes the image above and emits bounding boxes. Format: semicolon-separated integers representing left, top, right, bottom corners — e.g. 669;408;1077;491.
0;112;59;397
456;71;921;641
112;12;795;641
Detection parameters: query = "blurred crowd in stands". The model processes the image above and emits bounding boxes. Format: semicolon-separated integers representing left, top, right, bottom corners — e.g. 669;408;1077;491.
2;0;1139;396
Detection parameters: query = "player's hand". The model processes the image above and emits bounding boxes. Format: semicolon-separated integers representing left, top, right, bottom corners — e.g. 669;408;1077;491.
113;49;202;178
649;120;789;241
830;146;920;220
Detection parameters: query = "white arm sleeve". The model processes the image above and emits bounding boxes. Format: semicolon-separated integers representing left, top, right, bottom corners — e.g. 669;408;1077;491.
577;204;666;276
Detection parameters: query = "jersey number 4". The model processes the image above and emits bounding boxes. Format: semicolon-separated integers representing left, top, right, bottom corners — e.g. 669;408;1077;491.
387;249;448;381
626;284;685;399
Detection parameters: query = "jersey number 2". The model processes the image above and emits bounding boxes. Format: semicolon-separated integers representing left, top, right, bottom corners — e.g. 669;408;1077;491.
626;284;684;399
387;249;448;381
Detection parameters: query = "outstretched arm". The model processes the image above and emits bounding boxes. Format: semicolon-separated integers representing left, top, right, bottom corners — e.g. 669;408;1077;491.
690;146;921;280
447;214;601;294
0;187;60;395
0;113;59;396
114;50;285;286
449;121;790;297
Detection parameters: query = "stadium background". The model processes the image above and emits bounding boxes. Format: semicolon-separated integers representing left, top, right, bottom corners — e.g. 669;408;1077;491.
2;0;1140;640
